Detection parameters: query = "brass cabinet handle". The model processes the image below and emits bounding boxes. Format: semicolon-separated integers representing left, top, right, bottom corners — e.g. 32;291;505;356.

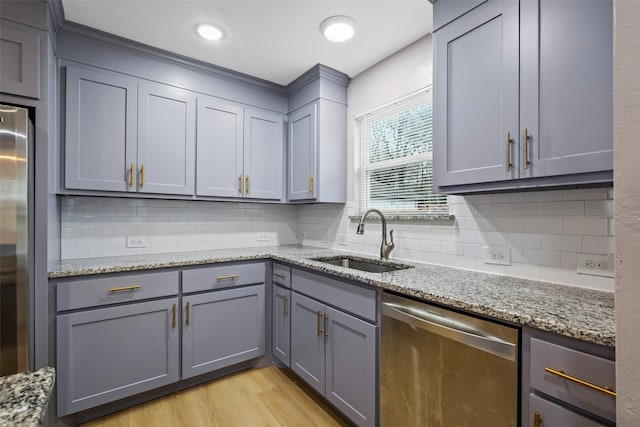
545;367;616;397
283;295;288;317
506;132;512;172
185;302;190;326
308;176;314;194
523;128;529;170
533;412;541;427
245;175;250;194
129;163;134;187
172;304;176;329
273;272;286;279
107;285;141;293
238;175;243;193
324;314;329;339
141;164;145;187
216;274;239;281
317;311;323;336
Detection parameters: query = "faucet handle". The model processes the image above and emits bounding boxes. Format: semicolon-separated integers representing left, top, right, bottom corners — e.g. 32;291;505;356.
389;230;394;244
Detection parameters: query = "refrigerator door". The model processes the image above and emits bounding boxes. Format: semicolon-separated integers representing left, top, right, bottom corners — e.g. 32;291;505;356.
0;104;30;375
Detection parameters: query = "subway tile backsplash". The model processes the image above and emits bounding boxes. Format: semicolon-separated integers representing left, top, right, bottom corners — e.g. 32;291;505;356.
60;187;614;292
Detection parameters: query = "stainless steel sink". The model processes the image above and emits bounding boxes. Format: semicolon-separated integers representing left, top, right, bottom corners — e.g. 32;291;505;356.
312;256;413;273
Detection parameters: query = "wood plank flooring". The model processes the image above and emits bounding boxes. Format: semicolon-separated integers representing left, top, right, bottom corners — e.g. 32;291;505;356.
81;366;352;427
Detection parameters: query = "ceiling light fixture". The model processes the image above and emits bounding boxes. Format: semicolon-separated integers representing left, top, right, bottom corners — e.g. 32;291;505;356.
320;15;357;43
196;23;226;41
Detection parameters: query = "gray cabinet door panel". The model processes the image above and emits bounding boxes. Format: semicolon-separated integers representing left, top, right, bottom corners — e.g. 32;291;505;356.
65;65;137;192
244;108;284;200
182;285;265;379
291;292;325;395
138;82;196;195
0;21;40;99
196;96;243;197
433;0;519;187
528;393;606;427
272;284;291;367
288;103;317;201
520;0;613;178
57;298;179;416
325;306;377;427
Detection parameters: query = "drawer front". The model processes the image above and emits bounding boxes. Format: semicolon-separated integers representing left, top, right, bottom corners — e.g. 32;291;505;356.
272;263;291;288
292;268;376;322
530;338;615;422
57;271;179;311
182;262;265;294
528;393;606;427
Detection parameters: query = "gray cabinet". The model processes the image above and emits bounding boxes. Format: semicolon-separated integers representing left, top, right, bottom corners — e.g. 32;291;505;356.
64;65;137;192
288;102;316;201
57;297;180;416
272;284;291;366
0;19;41;99
433;0;613;193
138;81;196;195
290;269;377;427
182;284;265;379
196;97;284;200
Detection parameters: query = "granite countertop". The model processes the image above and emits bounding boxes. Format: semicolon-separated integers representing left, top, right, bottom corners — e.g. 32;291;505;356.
49;245;615;347
0;367;55;427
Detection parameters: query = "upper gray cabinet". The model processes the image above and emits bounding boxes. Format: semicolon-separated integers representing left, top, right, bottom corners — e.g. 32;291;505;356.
286;65;349;203
196;96;284;200
433;0;613;193
0;20;41;99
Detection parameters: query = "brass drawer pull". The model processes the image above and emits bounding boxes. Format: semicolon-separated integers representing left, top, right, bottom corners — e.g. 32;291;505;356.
238;175;243;193
533;412;541;427
308;176;313;194
107;285;141;293
129;163;134;187
324;314;329;339
273;272;286;279
216;274;239;281
317;311;323;336
523;128;530;170
505;131;512;172
245;175;250;194
185;302;190;326
283;295;288;317
545;367;616;397
171;304;176;329
140;164;145;188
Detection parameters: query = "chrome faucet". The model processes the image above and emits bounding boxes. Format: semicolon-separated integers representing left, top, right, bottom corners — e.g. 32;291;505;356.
356;208;395;260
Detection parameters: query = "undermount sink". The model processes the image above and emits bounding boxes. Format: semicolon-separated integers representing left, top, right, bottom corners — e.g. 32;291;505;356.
312;256;413;273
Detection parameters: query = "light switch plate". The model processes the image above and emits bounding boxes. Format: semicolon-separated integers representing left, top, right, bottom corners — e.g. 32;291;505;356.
483;246;511;265
126;235;147;248
577;253;614;277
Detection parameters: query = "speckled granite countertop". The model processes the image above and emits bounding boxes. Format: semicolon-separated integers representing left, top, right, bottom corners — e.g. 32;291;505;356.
0;367;55;427
49;246;615;347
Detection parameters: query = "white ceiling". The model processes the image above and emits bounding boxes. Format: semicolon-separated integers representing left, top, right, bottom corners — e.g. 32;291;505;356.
60;0;433;86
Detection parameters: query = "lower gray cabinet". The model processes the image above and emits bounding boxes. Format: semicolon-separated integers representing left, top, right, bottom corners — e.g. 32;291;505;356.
182;284;265;379
272;284;291;366
57;298;180;416
529;394;607;427
291;291;377;427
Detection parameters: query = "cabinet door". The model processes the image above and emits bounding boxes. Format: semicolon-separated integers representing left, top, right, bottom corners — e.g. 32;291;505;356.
244;108;284;200
0;21;40;99
291;292;325;395
433;0;519;188
196;96;243;197
520;0;612;178
325;307;377;427
65;65;137;192
529;394;606;427
287;102;317;201
138;82;196;195
272;285;291;367
182;285;265;379
56;298;179;416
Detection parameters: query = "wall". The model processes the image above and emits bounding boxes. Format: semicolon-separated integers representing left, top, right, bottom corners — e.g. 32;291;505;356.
614;1;640;424
299;34;615;292
60;197;298;259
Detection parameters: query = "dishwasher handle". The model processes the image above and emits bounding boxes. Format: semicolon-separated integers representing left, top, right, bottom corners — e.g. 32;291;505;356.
382;302;516;361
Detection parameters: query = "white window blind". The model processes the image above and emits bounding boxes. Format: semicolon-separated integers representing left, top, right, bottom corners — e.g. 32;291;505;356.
355;87;448;214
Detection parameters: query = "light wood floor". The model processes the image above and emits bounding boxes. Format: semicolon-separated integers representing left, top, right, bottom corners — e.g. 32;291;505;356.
81;366;352;427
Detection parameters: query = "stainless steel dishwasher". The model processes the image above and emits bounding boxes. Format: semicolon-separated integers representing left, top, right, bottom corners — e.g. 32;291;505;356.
380;292;519;427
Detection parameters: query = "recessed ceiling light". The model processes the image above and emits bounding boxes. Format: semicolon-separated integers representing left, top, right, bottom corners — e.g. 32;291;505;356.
320;15;357;43
196;23;226;41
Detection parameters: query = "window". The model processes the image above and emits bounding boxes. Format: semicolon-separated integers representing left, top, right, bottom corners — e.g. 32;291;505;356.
355;88;448;214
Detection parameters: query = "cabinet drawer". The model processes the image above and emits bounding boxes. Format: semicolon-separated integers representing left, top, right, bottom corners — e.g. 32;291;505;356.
530;338;615;422
528;393;607;427
272;263;291;288
182;262;265;294
57;271;179;311
292;269;376;322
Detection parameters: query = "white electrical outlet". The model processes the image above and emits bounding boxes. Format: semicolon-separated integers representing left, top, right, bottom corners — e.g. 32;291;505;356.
126;236;147;248
321;229;329;243
577;253;614;277
257;233;269;242
483;246;511;266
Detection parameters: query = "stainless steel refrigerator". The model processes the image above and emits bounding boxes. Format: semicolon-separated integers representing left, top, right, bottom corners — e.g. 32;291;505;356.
0;104;33;375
